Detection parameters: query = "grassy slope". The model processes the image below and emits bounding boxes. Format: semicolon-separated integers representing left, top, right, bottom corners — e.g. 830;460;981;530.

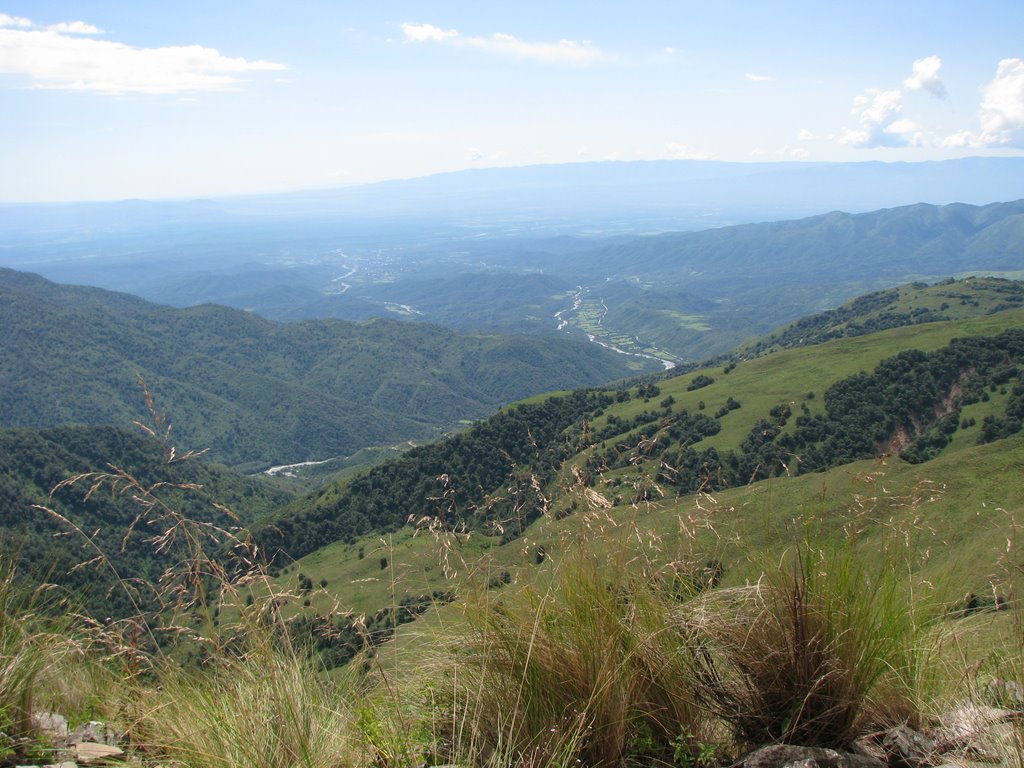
589;306;1024;456
282;433;1024;619
281;295;1024;615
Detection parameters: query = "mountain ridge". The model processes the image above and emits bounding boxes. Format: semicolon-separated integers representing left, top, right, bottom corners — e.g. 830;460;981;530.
0;268;655;467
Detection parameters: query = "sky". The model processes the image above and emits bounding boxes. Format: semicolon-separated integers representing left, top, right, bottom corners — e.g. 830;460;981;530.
2;1;1023;202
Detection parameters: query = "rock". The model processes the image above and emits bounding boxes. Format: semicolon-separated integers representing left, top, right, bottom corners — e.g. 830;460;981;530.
880;725;935;767
67;721;122;747
739;744;886;768
931;703;1021;764
30;711;70;743
75;741;124;763
934;703;1017;746
986;678;1024;708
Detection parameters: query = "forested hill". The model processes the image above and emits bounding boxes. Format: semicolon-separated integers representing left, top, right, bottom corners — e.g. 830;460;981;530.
735;276;1024;357
585;199;1024;283
0;424;292;618
253;281;1024;563
558;199;1024;360
0;269;656;467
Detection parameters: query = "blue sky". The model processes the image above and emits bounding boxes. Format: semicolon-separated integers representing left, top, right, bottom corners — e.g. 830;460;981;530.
2;1;1023;202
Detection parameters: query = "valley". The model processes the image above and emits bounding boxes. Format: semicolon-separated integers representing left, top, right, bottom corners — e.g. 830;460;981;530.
553;285;680;369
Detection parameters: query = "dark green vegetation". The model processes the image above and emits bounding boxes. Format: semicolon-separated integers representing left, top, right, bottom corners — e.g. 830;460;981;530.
0;268;656;467
256;388;616;560
0;424;291;619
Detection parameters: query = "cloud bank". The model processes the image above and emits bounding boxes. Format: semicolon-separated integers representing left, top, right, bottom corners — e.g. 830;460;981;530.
0;15;285;94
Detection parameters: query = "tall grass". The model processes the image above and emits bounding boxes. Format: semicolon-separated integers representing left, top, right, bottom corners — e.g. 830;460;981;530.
129;632;357;768
0;559;78;760
10;384;1018;767
26;386;363;768
431;551;708;768
688;543;931;748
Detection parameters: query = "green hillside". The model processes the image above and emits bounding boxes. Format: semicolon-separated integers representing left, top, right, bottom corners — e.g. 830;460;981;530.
276;431;1024;620
260;279;1024;582
738;276;1024;356
0;268;658;467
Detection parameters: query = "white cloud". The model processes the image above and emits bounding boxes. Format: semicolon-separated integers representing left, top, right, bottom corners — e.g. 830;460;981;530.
745;72;775;82
664;142;716;160
940;58;1024;148
887;117;922;135
939;130;973;148
0;21;286;94
401;21;609;65
664;47;676;55
839;88;922;148
47;21;103;35
904;55;946;98
0;13;30;28
467;147;483;162
401;23;457;43
465;33;607;64
797;128;814;141
776;144;809;158
978;57;1024;145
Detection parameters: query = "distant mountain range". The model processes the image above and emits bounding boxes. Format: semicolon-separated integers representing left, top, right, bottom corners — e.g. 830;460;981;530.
124;197;1024;363
4;157;1024;240
3;190;1024;372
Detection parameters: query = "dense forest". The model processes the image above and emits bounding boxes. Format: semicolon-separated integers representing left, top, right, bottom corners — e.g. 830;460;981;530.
255;388;621;561
0;268;653;466
0;424;292;618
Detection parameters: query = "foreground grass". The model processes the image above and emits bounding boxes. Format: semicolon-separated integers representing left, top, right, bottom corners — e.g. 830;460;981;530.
5;437;1022;767
130;637;358;768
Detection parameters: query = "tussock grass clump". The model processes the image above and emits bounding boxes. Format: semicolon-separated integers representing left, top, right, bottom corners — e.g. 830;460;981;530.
435;552;707;768
0;565;57;755
129;632;357;768
0;560;114;761
689;545;930;749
